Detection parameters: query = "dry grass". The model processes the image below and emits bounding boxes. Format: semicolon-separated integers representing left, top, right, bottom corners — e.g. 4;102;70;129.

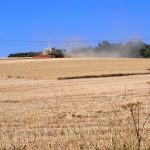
0;58;150;149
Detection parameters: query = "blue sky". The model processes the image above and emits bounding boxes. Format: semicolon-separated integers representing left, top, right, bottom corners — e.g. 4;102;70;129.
0;0;150;56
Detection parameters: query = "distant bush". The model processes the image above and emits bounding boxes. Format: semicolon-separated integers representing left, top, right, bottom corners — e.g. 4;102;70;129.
140;45;150;58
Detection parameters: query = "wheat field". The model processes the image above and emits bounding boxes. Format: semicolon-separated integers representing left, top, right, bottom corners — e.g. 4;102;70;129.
0;58;150;149
0;58;150;79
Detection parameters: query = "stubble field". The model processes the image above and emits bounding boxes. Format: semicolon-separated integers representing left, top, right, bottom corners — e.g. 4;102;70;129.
0;58;150;150
0;58;150;79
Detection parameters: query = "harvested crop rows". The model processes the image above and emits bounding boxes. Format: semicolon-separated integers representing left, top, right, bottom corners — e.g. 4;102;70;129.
0;58;150;80
0;58;150;149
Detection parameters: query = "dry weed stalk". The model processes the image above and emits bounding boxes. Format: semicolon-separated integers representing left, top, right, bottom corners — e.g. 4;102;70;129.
122;101;150;150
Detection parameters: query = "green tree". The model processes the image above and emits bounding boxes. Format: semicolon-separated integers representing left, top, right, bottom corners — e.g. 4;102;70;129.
140;45;150;58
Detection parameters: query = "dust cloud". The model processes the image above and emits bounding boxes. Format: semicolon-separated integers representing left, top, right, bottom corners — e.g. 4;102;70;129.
69;41;145;58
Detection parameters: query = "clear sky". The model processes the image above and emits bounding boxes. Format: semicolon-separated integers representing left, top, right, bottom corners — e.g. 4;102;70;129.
0;0;150;57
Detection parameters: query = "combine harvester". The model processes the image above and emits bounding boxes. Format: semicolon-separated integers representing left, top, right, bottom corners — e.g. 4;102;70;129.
33;47;66;58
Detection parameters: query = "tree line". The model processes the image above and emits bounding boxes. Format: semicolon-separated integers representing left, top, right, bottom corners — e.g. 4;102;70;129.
8;41;150;58
8;52;41;57
71;41;150;58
